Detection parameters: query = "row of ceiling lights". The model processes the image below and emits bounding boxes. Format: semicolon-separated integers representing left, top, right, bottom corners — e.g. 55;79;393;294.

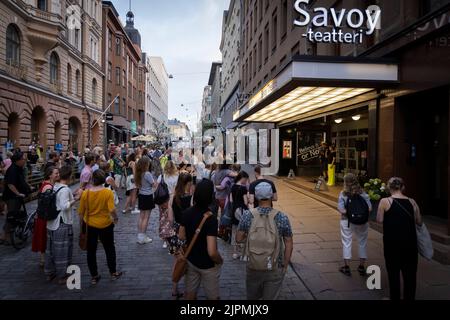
334;114;361;124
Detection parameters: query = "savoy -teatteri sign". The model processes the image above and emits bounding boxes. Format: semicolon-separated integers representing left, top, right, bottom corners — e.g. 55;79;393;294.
294;0;381;44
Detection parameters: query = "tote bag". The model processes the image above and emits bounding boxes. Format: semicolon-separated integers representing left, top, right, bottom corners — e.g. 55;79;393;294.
395;199;434;260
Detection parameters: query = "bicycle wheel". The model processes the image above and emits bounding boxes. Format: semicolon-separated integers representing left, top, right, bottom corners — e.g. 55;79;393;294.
10;225;27;250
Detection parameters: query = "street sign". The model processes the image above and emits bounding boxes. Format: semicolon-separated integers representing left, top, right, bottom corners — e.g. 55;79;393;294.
106;113;113;121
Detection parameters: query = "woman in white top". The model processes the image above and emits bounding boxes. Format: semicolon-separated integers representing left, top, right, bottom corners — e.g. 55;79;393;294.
45;165;80;284
157;160;179;248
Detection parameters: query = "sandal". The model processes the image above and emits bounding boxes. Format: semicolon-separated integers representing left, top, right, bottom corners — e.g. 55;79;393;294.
91;275;101;285
172;292;183;299
339;265;352;277
358;265;366;276
111;272;123;281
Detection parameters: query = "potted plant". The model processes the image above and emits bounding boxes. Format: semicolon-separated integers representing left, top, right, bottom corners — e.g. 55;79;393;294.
364;178;388;221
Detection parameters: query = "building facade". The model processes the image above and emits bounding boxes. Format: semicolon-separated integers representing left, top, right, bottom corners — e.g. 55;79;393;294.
102;1;145;145
168;119;190;142
234;0;450;237
145;55;169;135
208;62;222;127
201;85;212;129
0;0;104;154
220;0;242;130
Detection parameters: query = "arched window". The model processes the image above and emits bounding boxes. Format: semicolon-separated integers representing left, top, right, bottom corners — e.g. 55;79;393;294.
75;69;81;96
92;78;97;104
67;64;72;93
6;24;20;66
50;52;59;84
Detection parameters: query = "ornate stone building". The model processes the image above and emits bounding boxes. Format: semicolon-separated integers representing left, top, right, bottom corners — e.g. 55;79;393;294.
0;0;104;154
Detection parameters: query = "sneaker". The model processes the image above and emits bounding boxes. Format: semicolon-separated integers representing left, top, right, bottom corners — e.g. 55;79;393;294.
122;209;128;215
131;209;140;215
232;253;240;260
144;236;153;243
163;242;168;249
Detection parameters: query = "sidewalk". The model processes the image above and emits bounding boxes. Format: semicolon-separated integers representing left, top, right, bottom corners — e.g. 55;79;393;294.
273;179;450;300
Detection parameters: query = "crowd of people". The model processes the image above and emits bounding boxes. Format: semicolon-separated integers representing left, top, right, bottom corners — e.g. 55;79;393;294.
0;141;426;301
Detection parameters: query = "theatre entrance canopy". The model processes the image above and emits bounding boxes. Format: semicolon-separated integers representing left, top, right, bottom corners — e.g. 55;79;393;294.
233;56;399;125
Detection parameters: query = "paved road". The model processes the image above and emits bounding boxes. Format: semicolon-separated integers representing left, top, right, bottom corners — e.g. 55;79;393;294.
0;183;309;300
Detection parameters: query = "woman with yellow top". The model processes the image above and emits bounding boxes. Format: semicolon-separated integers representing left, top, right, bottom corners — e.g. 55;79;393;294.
78;169;122;285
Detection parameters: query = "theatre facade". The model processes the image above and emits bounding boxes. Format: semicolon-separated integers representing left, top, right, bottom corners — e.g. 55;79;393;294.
236;1;450;235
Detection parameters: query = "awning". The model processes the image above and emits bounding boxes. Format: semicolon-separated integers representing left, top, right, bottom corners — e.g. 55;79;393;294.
233;55;399;124
107;124;123;133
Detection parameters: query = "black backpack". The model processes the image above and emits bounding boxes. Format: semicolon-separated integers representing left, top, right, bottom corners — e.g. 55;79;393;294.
154;175;170;205
345;194;370;226
36;187;64;221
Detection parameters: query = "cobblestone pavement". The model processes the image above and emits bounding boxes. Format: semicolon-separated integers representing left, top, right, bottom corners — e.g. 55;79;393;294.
0;183;310;300
1;177;450;300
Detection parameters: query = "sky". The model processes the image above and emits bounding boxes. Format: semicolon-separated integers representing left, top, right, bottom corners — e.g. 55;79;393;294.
111;0;230;133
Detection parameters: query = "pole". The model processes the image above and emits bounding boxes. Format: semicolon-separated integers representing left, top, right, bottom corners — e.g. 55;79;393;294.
91;94;120;129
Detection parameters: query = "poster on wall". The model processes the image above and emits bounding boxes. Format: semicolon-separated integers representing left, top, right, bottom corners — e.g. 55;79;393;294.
297;131;324;165
283;140;293;159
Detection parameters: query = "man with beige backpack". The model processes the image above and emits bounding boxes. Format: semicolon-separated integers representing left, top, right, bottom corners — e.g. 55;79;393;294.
236;182;294;300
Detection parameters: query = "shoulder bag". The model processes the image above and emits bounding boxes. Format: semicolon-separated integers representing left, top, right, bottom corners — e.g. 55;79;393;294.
79;190;89;251
172;211;213;283
394;198;434;260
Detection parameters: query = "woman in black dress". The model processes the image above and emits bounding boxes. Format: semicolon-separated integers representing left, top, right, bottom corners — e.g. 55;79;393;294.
170;172;193;299
377;177;423;300
230;171;249;260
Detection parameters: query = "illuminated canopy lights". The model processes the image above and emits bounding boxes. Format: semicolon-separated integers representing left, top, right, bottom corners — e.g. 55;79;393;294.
245;87;372;123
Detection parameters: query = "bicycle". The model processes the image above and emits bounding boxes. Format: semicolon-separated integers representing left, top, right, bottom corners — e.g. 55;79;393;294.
8;199;36;250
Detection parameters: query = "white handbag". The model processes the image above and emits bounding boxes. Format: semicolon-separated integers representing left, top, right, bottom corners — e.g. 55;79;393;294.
416;223;434;260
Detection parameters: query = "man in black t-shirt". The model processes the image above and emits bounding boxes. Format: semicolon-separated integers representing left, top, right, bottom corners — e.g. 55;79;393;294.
0;151;31;244
248;165;278;208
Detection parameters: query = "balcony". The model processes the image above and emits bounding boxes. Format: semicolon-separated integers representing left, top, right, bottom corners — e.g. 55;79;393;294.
13;0;64;81
2;59;28;81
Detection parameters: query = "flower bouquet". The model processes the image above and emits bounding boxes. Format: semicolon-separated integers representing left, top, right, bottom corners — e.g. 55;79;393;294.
364;178;388;201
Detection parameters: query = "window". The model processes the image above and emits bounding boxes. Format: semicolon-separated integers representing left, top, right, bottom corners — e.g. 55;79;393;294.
74;29;80;49
123;70;126;87
37;0;47;11
258;35;263;69
253;45;257;76
107;93;112;105
94;1;98;20
264;23;269;62
108;29;112;50
114;95;120;114
6;24;20;66
116;38;121;56
115;67;121;85
122;98;126;115
67;64;72;93
108;62;112;81
92;79;97;105
254;4;258;33
272;11;278;53
75;70;81;96
139;91;143;104
50;52;59;84
281;0;287;39
128;82;132;98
